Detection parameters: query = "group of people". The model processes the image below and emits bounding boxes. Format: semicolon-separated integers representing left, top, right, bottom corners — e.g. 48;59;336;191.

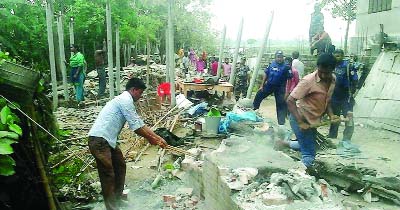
252;49;358;170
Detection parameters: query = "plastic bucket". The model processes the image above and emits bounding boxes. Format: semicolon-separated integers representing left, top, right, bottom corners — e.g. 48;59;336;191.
204;116;221;134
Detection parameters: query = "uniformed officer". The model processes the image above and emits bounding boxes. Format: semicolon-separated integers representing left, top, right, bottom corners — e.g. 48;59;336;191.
328;49;358;141
234;57;250;101
253;50;292;125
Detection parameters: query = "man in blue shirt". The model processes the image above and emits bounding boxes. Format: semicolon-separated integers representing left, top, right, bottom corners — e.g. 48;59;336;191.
253;51;292;125
328;49;358;142
88;78;168;210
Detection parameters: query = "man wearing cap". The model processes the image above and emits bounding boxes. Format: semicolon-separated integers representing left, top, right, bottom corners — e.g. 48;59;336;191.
253;50;292;125
234;57;250;101
287;53;338;168
328;49;358;144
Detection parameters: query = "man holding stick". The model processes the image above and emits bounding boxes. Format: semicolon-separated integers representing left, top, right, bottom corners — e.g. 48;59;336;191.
88;77;168;210
287;53;339;168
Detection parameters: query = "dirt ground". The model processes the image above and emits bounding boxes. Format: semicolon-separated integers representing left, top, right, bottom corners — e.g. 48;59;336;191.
87;96;400;210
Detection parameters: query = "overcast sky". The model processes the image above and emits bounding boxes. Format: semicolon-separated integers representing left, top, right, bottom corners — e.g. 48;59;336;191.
209;0;356;43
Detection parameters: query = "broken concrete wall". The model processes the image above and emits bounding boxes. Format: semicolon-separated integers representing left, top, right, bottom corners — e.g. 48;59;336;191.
355;51;400;133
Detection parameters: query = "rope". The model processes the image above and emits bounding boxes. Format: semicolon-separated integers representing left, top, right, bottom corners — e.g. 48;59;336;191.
0;94;91;165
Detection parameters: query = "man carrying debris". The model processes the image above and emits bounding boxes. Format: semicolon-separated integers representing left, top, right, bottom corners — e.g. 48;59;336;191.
88;77;168;210
253;51;292;125
328;49;358;144
309;3;324;52
287;53;338;168
234;57;250;101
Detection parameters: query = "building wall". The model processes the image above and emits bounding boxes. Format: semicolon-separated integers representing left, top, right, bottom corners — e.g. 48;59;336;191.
350;0;400;54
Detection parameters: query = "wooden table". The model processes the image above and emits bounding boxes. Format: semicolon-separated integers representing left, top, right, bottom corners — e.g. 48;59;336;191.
177;80;234;98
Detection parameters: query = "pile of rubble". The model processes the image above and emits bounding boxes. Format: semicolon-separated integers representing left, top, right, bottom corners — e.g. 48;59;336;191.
235;169;343;209
162;187;201;209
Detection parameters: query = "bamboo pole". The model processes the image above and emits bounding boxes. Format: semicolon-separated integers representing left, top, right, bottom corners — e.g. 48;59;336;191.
29;106;57;210
168;0;176;106
106;0;114;98
46;0;58;109
229;17;244;84
246;11;274;98
57;12;69;101
217;25;226;78
115;24;121;94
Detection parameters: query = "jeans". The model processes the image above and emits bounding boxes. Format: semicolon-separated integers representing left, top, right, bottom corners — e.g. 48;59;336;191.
253;84;287;125
88;137;126;210
328;100;354;141
289;114;317;167
97;66;106;96
74;73;85;102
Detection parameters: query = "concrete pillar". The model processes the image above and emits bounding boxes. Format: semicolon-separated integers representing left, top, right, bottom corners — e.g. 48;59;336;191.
146;36;150;86
217;25;226;78
165;30;170;83
168;0;176;106
115;24;121;94
69;18;74;57
229;17;244;85
46;1;58;109
247;11;274;98
57;12;69;101
106;0;114;98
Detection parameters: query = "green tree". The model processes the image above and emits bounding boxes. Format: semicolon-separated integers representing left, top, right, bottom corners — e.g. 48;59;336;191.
319;0;357;54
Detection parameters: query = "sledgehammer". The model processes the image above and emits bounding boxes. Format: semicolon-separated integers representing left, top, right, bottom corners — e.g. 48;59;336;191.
309;117;350;128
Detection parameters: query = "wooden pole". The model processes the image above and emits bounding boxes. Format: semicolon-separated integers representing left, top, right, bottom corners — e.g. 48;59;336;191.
146;36;150;86
168;0;176;106
69;18;74;57
57;12;69;101
106;0;114;98
115;24;121;94
247;11;274;99
46;1;58;109
229;17;244;84
217;25;226;78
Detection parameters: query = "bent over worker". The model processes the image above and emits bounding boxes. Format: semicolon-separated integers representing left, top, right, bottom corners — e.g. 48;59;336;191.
287;53;338;168
253;50;292;125
88;78;168;210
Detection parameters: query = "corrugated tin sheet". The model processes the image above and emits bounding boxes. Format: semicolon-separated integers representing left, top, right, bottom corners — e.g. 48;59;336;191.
355;51;400;133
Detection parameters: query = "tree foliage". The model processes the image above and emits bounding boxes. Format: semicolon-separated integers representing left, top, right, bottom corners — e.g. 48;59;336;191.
0;0;217;72
319;0;357;21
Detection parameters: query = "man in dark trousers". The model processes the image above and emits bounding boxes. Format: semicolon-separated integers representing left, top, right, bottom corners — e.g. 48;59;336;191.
287;53;338;168
88;78;168;210
253;50;292;125
234;57;250;101
328;49;358;144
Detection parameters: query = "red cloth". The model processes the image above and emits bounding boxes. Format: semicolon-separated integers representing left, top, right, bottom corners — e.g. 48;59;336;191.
286;67;300;94
157;82;171;96
211;61;218;76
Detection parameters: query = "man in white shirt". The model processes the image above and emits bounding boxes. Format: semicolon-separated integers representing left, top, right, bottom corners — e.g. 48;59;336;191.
88;77;168;210
292;51;305;79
